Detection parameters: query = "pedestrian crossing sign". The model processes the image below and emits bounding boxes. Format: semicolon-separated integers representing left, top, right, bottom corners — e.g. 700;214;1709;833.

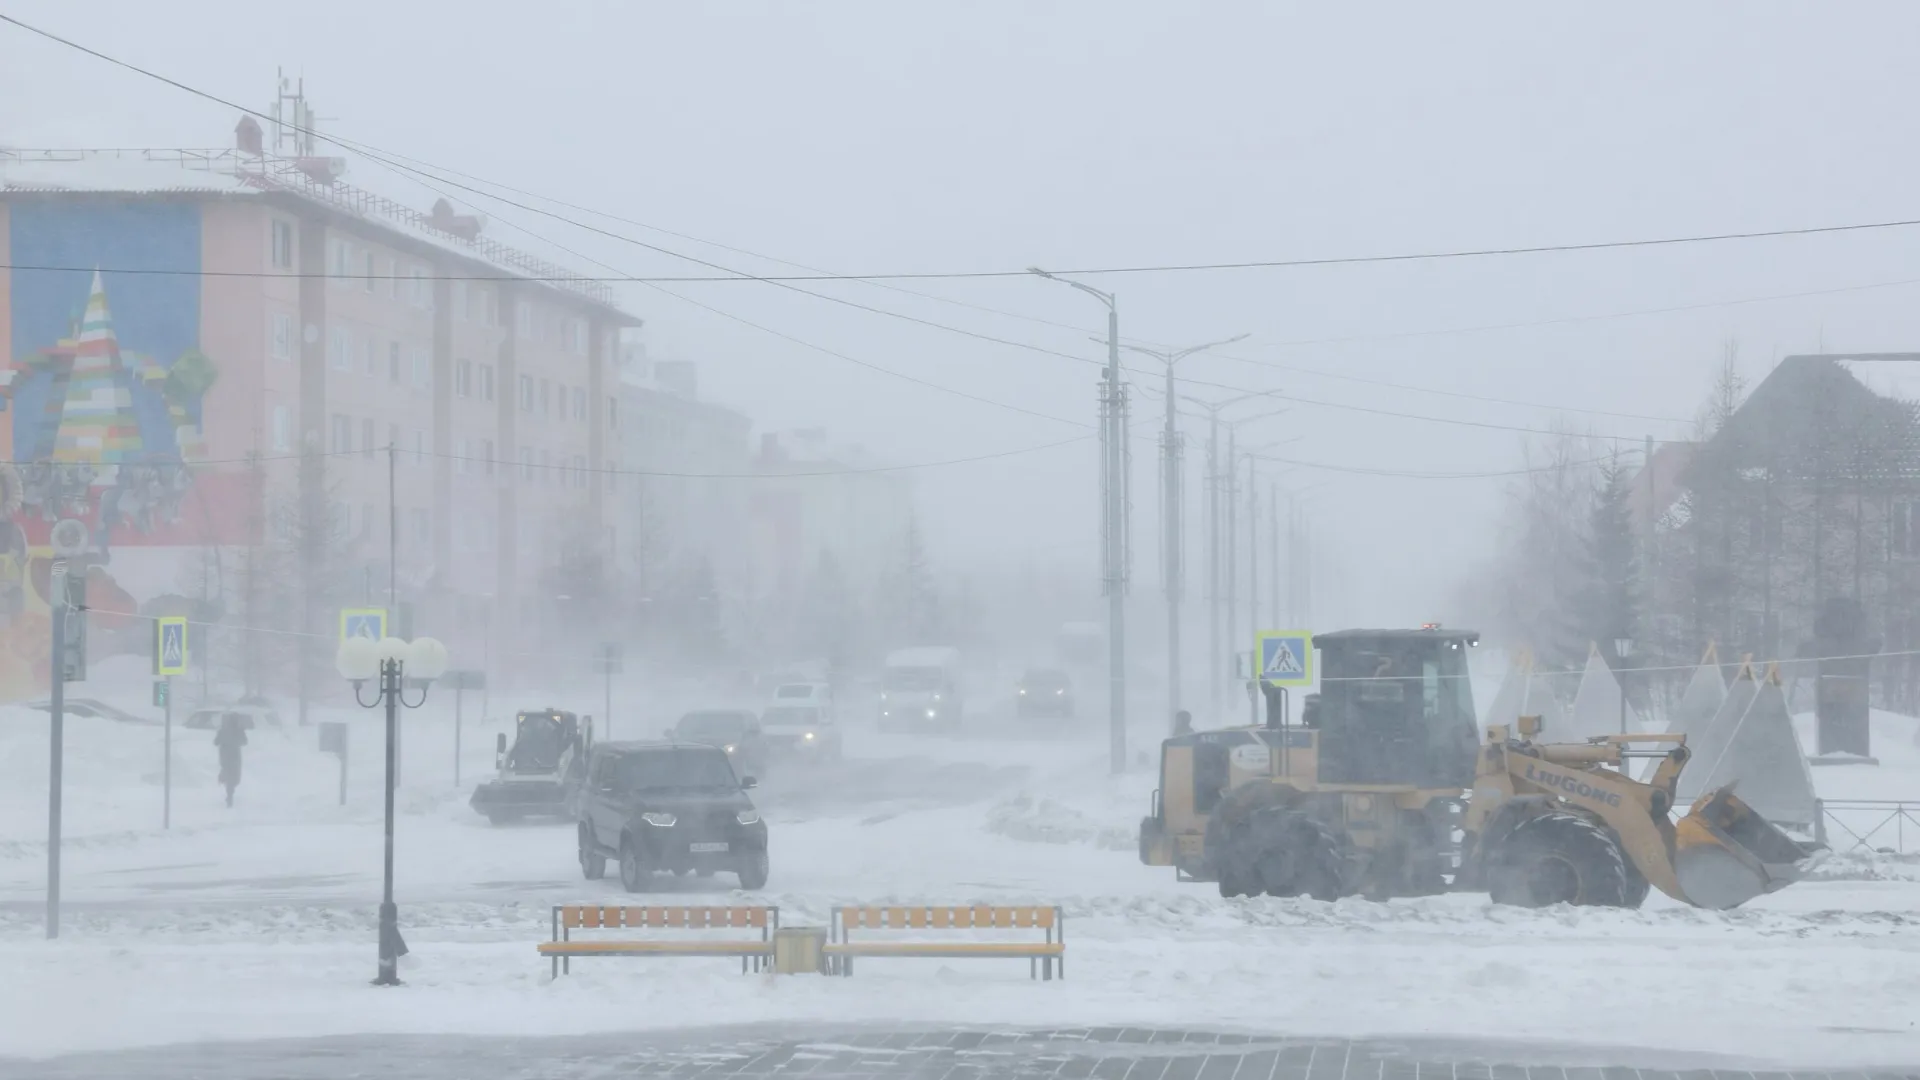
154;616;188;676
1256;630;1313;687
340;607;387;643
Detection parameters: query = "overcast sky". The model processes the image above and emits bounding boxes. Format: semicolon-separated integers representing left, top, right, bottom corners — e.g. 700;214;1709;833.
9;2;1920;631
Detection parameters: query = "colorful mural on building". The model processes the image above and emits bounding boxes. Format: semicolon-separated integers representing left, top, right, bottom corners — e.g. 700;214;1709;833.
0;203;229;700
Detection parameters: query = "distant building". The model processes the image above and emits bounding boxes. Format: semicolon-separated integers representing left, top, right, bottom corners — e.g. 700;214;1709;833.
614;335;752;596
749;428;914;603
0;118;635;696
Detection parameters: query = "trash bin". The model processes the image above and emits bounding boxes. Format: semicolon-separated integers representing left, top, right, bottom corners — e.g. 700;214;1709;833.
771;926;828;974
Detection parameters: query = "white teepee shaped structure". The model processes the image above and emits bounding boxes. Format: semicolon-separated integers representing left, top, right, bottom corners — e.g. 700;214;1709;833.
1666;642;1728;741
1562;642;1629;744
1482;647;1566;735
1682;663;1818;828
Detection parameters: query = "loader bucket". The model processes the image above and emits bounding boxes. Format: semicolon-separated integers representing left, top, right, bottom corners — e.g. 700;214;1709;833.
1672;787;1817;910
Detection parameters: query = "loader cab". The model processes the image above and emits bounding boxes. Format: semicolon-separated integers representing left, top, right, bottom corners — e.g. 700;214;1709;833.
1311;628;1479;789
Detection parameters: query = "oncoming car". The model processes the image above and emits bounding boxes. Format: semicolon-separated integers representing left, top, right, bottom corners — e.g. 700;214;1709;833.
1016;668;1075;720
576;742;769;891
759;703;842;761
667;709;768;779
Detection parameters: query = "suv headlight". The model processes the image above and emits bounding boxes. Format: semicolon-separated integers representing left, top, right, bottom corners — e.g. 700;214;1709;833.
736;810;761;825
641;812;676;827
723;744;736;753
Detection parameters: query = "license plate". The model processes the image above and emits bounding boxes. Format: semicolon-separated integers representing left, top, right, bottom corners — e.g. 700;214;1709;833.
689;841;729;854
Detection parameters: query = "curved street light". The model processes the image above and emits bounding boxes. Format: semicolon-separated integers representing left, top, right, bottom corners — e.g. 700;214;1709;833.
337;633;448;986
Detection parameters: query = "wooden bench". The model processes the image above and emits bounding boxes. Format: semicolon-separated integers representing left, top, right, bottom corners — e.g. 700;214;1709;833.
823;905;1065;980
537;904;777;977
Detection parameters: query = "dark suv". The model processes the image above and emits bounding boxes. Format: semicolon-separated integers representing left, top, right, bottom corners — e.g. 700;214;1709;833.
576;742;770;892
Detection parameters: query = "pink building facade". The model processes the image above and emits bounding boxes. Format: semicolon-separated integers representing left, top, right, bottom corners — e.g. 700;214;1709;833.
0;137;634;698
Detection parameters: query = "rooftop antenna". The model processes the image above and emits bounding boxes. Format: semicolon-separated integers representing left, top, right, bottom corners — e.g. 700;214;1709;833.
270;70;333;157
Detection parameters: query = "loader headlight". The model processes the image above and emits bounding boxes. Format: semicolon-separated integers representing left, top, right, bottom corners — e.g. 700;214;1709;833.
925;708;937;719
1018;688;1027;695
803;731;815;741
933;693;942;702
1056;689;1065;695
736;810;760;825
723;744;737;754
642;812;677;827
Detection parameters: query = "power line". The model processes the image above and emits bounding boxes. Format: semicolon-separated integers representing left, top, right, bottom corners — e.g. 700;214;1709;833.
427;434;1092;479
0;15;1725;442
1249;451;1620;480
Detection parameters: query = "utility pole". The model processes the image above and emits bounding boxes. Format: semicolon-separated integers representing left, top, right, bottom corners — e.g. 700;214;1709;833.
46;559;68;940
1247;462;1260;727
1206;415;1220;714
1117;335;1244;733
1030;268;1127;773
1225;426;1237;703
1270;480;1280;631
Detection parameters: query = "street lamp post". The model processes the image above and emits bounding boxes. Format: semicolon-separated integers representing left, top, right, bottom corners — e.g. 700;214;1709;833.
337;633;449;986
1031;267;1127;773
1117;335;1247;734
1612;635;1634;736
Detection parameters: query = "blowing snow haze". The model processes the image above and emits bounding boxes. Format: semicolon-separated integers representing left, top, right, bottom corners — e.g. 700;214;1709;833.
3;3;1920;1076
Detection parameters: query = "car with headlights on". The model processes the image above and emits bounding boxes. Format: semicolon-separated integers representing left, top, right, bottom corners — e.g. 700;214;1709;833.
759;702;842;762
1015;667;1075;720
575;742;769;891
666;708;768;780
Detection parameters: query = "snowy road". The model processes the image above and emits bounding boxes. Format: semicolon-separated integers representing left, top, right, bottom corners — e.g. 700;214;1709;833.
2;703;1919;1070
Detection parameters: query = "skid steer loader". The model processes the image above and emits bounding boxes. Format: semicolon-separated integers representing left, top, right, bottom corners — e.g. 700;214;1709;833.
1137;627;1817;909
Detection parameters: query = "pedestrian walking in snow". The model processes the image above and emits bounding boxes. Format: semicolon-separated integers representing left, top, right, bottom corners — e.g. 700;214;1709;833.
214;712;248;808
1173;710;1194;736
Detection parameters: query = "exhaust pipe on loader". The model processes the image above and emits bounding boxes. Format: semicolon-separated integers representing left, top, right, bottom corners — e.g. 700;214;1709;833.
1673;786;1818;910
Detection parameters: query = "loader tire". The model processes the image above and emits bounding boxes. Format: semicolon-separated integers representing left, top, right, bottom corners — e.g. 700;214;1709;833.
1619;856;1651;909
1488;812;1627;908
1246;809;1346;902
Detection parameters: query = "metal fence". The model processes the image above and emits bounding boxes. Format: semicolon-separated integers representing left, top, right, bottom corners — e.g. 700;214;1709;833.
1814;799;1920;853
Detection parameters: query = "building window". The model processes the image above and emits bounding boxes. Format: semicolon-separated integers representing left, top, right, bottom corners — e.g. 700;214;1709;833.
363;250;377;293
413;429;427;463
328;325;352;371
412;346;431;390
608;396;618;430
364;336;378;377
539;378;551;417
519;374;534;413
540;449;551;485
1895;501;1920;558
411;268;432;310
453;280;468;321
455;359;472;398
606;459;618;492
519;447;533;482
516;301;533;340
571;386;586;422
455;438;470;475
362;418;376;459
271;405;291;451
330;413;352;454
479;363;495;402
328;239;350;284
573;454;588;489
271;220;294;270
389;341;402;383
480;438;495;476
269;313;293;361
389;423;400;454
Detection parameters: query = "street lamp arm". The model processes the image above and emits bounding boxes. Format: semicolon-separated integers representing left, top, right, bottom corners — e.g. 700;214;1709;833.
1171;333;1252;364
352;680;384;709
1029;266;1114;309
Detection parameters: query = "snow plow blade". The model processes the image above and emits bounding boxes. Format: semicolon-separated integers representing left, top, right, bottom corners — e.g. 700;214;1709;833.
1672;786;1817;910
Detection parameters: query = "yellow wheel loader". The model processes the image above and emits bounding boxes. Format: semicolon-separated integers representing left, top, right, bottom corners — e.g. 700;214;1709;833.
1137;628;1817;909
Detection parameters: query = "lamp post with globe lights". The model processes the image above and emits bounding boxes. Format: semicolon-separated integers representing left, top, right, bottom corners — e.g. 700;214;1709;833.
337;633;448;986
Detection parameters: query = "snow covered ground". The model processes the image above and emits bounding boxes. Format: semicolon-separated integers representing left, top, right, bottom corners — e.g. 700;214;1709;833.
3;679;1919;1068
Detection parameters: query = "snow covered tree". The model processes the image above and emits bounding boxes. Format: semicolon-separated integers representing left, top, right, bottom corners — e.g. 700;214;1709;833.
1575;456;1640;685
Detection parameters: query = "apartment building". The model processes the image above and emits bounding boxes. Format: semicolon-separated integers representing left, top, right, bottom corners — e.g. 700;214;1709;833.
0;121;634;693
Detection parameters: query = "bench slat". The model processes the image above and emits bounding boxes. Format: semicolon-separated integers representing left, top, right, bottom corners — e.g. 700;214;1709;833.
539;941;773;956
823;942;1065;957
